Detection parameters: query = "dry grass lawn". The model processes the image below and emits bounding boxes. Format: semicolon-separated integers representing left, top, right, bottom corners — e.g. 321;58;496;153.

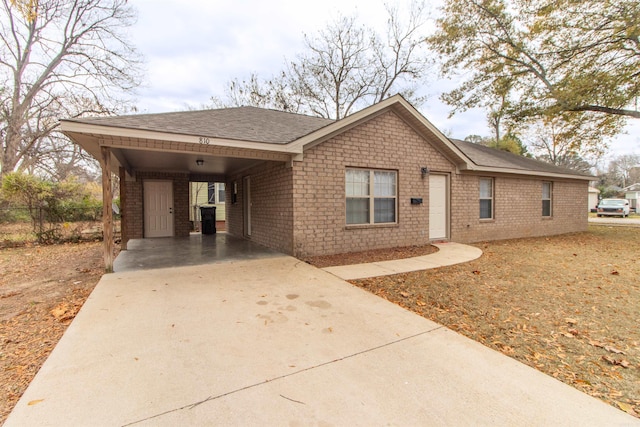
1;224;638;422
346;225;640;418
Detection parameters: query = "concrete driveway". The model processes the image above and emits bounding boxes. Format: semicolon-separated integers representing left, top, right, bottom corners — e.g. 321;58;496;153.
6;255;637;426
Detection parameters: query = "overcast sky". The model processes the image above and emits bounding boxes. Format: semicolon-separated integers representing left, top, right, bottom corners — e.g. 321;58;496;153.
127;0;639;158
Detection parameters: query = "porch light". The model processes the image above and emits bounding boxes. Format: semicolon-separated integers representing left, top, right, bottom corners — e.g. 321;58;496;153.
196;159;204;166
421;166;429;178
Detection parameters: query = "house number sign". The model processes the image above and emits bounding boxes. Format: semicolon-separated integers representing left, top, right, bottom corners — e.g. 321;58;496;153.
198;137;210;145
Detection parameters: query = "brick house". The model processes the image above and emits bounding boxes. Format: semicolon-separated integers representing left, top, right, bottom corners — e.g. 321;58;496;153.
61;95;591;268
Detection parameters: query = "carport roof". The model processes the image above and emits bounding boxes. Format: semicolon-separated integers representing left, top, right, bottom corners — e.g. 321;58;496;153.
66;106;335;145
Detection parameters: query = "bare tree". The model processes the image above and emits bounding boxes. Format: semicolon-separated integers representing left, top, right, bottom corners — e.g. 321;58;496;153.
0;0;142;179
213;1;431;120
524;113;617;171
608;154;640;188
210;72;307;114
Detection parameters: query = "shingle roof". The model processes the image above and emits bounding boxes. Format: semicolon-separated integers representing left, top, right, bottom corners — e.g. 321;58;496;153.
449;138;592;177
67;106;335;145
65;102;591;179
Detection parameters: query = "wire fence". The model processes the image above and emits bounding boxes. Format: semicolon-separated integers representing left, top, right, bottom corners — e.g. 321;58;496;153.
0;206;120;245
0;206;121;224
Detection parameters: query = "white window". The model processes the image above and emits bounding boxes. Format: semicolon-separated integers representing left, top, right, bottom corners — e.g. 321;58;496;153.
346;168;397;225
479;178;494;219
542;182;552;217
208;182;226;204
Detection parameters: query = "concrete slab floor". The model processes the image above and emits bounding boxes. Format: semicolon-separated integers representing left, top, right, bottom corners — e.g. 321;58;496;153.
113;233;282;272
5;256;637;426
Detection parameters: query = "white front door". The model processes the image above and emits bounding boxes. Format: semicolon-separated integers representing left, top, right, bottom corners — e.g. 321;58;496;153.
429;174;448;240
144;180;174;238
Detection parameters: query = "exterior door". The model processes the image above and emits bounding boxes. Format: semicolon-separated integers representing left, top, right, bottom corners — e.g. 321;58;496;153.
243;176;251;236
144;180;174;237
429;174;448;240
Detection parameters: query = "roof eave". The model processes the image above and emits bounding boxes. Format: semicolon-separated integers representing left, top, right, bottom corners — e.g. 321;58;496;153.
59;120;303;154
459;163;594;180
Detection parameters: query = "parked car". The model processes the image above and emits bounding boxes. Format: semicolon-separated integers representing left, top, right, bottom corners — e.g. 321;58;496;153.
596;198;630;217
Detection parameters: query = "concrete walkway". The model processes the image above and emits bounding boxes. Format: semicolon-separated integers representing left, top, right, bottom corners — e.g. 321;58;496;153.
5;256;637;426
322;242;483;280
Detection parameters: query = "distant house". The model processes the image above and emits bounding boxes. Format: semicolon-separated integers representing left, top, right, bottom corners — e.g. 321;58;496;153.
189;182;226;228
623;183;640;212
60;95;593;268
588;187;600;212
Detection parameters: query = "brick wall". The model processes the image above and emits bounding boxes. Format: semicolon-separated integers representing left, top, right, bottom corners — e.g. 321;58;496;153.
124;176;143;240
291;111;457;257
226;161;294;254
288;110;588;257
450;175;588;242
120;111;588;255
123;171;191;239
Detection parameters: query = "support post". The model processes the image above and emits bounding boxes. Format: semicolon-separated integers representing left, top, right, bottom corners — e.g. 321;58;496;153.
101;146;114;273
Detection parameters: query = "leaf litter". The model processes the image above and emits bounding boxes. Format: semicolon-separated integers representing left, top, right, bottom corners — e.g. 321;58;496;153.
343;226;640;418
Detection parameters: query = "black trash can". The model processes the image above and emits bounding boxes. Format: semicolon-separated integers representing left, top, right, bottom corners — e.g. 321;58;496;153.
200;206;217;234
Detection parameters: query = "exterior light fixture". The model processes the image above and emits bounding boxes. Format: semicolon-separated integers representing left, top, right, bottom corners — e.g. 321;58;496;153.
196;159;204;166
421;166;429;178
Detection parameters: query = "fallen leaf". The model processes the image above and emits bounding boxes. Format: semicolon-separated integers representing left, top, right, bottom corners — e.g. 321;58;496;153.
400;292;409;298
472;270;481;275
616;401;636;415
602;355;616;365
589;340;604;348
28;399;44;406
604;345;625;355
611;270;619;275
568;328;579;336
565;318;577;325
416;300;426;306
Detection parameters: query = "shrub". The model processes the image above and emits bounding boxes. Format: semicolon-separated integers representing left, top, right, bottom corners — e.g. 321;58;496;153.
1;173;104;243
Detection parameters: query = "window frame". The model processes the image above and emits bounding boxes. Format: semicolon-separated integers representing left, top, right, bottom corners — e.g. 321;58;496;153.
479;177;494;220
207;182;226;204
542;181;553;217
345;168;398;226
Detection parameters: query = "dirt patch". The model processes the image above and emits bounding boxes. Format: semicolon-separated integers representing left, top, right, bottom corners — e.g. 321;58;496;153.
351;226;640;418
304;244;438;268
0;240;107;424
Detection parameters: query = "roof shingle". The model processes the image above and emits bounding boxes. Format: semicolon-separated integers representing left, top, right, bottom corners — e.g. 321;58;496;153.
449;138;592;177
67;106;335;145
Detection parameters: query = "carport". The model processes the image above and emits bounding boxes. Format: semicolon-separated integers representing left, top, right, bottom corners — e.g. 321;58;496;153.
112;233;283;272
60;107;333;271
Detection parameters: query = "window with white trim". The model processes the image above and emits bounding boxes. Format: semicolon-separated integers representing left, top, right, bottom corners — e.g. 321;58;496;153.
479;178;494;219
542;182;552;217
207;182;226;204
346;168;397;225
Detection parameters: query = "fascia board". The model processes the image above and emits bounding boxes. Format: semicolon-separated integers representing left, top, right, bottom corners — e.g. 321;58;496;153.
59;120;303;154
459;163;595;181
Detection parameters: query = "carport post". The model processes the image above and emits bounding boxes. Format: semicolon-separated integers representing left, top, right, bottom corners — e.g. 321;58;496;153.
101;146;114;273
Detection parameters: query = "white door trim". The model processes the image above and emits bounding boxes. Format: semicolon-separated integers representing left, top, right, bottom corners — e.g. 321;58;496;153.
429;173;449;240
144;180;174;238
